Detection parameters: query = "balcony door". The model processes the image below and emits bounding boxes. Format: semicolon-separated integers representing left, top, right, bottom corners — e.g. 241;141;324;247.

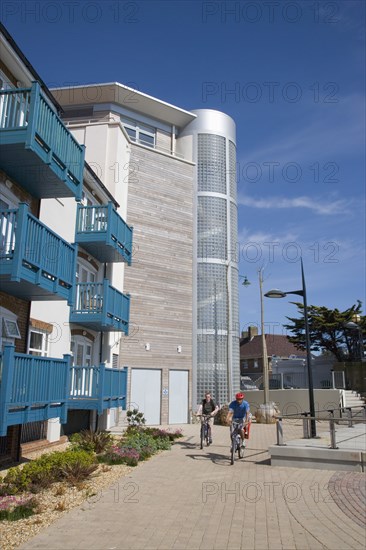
0;189;17;257
76;261;97;312
70;336;93;396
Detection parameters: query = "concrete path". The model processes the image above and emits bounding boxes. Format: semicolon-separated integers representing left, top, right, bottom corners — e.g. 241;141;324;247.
21;422;366;550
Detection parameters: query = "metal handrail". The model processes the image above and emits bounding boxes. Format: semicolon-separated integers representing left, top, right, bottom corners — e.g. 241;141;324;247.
275;405;366;449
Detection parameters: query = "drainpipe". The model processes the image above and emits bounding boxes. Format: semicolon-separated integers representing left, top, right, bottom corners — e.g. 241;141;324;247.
171;125;176;155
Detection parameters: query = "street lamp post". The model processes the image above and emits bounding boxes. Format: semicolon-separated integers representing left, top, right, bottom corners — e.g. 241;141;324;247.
259;268;270;406
264;258;316;438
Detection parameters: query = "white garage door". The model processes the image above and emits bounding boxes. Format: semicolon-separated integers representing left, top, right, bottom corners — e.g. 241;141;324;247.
169;370;189;424
130;369;161;425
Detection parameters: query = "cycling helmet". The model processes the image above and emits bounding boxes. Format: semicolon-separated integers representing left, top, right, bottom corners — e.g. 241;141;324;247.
235;392;245;400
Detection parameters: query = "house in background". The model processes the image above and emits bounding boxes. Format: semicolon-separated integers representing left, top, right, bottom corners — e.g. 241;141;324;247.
240;326;306;377
0;23;131;462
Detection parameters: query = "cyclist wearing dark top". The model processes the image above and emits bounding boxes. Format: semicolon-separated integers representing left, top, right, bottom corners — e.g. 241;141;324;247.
196;392;219;443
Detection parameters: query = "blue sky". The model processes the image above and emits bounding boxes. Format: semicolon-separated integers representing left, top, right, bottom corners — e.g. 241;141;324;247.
2;0;365;334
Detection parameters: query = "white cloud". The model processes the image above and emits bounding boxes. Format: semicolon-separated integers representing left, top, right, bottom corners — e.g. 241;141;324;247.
237;194;353;215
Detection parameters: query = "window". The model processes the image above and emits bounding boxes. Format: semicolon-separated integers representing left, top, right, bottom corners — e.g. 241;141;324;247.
121;117;155;148
0;307;21;351
28;329;49;356
3;319;21;338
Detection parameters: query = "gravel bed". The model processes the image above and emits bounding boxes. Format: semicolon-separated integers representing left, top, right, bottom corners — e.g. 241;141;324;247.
0;443;133;550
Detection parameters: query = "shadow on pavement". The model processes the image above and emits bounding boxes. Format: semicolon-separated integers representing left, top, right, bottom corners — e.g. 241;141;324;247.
186;452;233;466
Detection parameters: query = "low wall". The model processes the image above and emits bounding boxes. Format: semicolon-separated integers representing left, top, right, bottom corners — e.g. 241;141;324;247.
244;389;342;419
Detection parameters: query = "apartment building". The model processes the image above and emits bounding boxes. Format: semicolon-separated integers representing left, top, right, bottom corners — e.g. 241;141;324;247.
0;24;131;462
53;86;240;422
0;25;240;452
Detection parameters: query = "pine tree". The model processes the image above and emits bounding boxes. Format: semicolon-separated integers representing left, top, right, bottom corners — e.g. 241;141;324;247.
283;300;365;362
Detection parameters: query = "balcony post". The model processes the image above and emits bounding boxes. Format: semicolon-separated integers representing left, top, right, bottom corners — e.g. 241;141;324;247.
25;82;41;149
62;354;72;425
98;363;106;416
125;293;131;336
107;202;114;242
102;279;109;327
0;345;15;436
68;243;78;307
11;203;29;282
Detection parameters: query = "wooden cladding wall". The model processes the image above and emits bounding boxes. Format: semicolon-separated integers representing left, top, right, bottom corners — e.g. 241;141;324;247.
119;146;194;374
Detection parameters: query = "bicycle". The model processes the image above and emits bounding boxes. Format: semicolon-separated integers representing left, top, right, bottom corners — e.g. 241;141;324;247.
230;419;246;465
198;414;212;449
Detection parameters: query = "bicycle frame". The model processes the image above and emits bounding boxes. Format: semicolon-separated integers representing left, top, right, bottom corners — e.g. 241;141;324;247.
199;414;212;449
230;419;244;465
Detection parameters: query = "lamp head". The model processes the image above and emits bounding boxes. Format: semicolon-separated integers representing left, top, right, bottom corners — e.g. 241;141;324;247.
264;289;287;299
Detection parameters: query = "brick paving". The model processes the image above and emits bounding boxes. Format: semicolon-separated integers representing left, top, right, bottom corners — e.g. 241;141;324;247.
20;422;366;550
328;471;366;529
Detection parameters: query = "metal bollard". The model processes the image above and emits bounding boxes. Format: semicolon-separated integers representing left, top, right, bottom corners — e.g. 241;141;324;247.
347;407;354;428
302;413;310;439
328;410;337;449
276;417;285;446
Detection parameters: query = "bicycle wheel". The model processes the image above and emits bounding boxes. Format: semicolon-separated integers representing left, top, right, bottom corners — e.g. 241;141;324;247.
238;438;244;459
200;425;204;449
205;424;210;446
230;434;235;465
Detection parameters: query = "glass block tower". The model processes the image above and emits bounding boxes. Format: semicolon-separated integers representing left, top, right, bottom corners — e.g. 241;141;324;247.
178;109;240;407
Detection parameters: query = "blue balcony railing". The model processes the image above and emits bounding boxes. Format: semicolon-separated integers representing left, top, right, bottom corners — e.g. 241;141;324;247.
0;345;71;437
75;202;133;264
0;346;128;436
0;203;77;303
70;280;130;333
69;364;127;413
0;82;85;200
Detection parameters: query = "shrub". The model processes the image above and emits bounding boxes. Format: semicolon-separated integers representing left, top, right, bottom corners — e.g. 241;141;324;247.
122;432;157;460
102;445;140;466
126;409;146;427
0;495;38;521
1;449;96;494
215;404;230;426
61;461;99;486
69;430;113;454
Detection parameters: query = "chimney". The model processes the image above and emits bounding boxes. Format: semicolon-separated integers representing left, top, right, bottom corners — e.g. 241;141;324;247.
248;326;258;340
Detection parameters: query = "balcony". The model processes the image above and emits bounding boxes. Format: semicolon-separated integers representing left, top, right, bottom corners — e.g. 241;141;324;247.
70;280;130;333
69;364;127;413
0;82;85;200
75;203;133;264
0;203;76;304
0;345;127;436
0;345;70;436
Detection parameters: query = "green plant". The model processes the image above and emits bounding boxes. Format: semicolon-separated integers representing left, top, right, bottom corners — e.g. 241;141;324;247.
122;432;157;460
69;430;113;454
61;461;98;486
126;408;146;427
0;495;38;521
2;449;96;494
102;445;140;466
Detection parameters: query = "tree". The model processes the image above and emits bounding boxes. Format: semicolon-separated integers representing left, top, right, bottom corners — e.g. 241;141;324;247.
284;301;366;362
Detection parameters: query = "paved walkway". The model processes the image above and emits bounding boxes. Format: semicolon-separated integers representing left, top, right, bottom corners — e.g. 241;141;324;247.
21;422;366;550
